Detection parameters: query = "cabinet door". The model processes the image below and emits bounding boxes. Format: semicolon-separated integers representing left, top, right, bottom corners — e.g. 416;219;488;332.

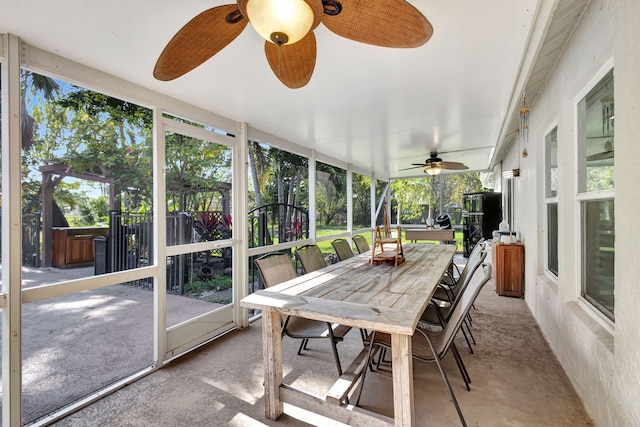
496;245;524;297
65;236;94;265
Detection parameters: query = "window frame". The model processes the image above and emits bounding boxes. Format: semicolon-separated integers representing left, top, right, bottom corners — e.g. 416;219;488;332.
544;124;559;279
574;60;615;323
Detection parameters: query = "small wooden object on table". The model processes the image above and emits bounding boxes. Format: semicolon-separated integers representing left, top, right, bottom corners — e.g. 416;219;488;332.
370;225;405;266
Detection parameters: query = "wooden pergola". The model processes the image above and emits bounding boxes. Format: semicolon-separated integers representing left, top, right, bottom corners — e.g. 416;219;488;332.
39;159;233;267
39;160;118;267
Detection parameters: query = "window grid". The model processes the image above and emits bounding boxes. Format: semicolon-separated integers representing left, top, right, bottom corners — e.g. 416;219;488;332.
577;68;615;321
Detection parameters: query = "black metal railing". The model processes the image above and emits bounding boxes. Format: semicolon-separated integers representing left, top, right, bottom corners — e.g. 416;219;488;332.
95;210;206;294
0;213;42;267
23;213;42;267
248;203;309;248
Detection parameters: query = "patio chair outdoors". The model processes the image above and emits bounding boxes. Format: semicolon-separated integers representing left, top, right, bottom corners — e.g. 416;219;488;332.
422;248;487;354
442;239;486;293
432;239;486;352
436;239;486;303
331;238;355;261
296;243;370;350
353;235;370;254
294;244;327;274
373;247;486;372
254;252;350;376
359;262;492;427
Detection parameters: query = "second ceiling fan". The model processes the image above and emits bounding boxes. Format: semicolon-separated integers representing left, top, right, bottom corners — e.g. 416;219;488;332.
153;0;433;89
404;151;469;176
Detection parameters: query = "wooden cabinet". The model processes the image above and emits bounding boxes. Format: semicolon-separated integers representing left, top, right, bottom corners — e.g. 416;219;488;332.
52;227;109;268
493;243;524;298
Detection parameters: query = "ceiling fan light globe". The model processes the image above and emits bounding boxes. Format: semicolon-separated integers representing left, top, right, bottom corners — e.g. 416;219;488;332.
247;0;314;45
425;166;442;176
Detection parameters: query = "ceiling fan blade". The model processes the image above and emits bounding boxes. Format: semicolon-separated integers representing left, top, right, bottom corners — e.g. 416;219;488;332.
587;150;615;161
322;0;433;48
399;165;427;171
440;161;469;170
264;31;317;89
154;5;247;81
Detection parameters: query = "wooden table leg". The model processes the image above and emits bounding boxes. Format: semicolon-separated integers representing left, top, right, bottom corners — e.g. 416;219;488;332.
262;310;283;420
391;333;414;426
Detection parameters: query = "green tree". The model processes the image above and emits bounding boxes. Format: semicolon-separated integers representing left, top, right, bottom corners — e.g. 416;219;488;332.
23;85;154;216
21;70;62;151
77;195;110;225
165;132;232;212
353;173;371;227
248;140;271;209
391;177;433;224
316;162;347;226
1;71;60;212
390;173;483;224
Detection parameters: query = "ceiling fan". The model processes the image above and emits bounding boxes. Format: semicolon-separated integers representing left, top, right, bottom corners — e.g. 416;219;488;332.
153;0;433;89
402;151;469;176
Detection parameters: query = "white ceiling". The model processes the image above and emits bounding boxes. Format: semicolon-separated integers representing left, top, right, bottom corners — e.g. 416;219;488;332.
1;0;542;179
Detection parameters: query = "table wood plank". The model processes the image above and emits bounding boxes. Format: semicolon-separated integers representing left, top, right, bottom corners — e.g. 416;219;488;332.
301;262;392;300
316;245;434;305
391;245;455;313
281;385;393;427
392;333;414;426
242;290;417;334
326;345;380;405
262;310;283;420
269;255;371;296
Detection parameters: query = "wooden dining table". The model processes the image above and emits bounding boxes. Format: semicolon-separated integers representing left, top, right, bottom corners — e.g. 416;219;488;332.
240;243;457;427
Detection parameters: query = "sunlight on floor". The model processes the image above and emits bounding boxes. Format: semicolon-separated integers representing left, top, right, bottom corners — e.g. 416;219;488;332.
227;412;271;426
201;375;263;406
284;403;351;427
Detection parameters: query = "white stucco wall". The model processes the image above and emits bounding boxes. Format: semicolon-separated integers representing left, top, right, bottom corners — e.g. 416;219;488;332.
500;0;640;425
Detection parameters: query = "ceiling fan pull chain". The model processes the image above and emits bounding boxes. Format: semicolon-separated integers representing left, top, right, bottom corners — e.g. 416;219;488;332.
322;0;342;16
225;10;244;24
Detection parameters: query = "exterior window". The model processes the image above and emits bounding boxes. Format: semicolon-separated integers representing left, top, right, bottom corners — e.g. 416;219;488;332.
582;199;614;318
505;178;514;231
545;126;558;276
547;203;558;276
577;68;614;321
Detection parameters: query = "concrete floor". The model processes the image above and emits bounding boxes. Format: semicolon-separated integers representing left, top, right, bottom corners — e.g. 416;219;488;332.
50;276;594;427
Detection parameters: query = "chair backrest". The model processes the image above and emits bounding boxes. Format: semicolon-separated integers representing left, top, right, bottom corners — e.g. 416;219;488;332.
294;245;327;274
353;235;370;253
332;238;355;261
452;239;486;286
434;262;492;357
254;253;297;288
470;238;486;258
449;249;487;299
